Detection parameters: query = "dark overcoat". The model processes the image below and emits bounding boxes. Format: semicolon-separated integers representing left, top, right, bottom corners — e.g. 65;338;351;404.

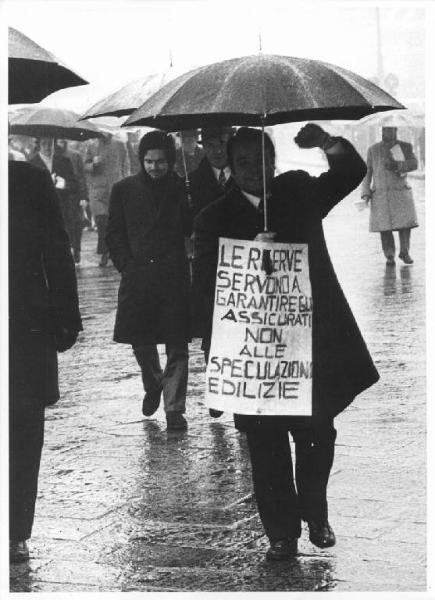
9;161;82;407
193;138;380;430
106;170;192;345
188;156;235;217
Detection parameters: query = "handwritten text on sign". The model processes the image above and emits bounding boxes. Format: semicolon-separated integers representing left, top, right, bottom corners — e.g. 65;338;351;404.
205;238;312;416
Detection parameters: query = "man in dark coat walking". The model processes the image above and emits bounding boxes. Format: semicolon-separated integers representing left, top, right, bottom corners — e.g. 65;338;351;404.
193;125;379;560
106;131;192;431
9;160;82;562
55;139;89;264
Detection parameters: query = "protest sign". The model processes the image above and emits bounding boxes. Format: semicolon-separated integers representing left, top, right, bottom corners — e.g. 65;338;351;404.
205;237;312;416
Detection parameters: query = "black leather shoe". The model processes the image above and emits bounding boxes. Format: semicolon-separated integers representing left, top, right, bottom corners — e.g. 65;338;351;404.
10;540;29;563
209;408;223;418
266;537;298;561
307;519;336;548
166;412;188;431
142;387;162;416
398;252;413;264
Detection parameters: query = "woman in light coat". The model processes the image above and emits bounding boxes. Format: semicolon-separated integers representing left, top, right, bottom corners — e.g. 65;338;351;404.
360;127;418;265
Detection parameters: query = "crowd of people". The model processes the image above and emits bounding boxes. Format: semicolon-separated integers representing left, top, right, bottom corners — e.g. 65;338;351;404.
9;119;421;564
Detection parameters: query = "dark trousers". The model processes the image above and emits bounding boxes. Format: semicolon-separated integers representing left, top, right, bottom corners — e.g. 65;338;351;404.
380;228;411;258
9;330;58;541
245;422;336;542
58;197;75;247
95;214;108;255
70;200;83;257
133;342;188;414
9;403;45;540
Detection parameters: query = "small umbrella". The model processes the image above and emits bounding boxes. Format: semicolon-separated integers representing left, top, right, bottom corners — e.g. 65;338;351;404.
9;106;105;141
358;108;425;128
9;27;88;104
80;70;181;120
124;54;404;131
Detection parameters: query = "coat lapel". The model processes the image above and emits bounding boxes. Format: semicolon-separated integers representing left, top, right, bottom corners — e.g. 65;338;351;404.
30;154;49;173
127;172;178;236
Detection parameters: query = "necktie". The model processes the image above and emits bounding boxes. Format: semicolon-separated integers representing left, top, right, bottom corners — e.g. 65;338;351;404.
218;169;226;189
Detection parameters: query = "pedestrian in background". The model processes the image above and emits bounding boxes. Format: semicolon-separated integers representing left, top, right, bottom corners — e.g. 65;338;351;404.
106;131;192;431
56;139;89;264
193;125;379;561
126;129;142;175
30;137;78;248
8;135;26;161
188;126;236;370
9;159;82;563
84;132;129;266
188;126;235;217
174;129;204;178
360;126;418;265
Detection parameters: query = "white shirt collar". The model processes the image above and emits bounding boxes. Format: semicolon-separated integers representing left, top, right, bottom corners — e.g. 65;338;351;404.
211;165;231;182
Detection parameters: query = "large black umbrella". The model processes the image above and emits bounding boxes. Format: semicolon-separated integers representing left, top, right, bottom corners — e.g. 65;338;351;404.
9;106;105;141
124;54;404;131
124;53;404;232
9;27;88;104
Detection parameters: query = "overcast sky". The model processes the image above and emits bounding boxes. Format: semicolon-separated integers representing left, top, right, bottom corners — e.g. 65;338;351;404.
3;0;427;111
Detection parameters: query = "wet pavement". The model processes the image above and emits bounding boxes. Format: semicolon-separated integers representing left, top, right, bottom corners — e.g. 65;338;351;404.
9;179;426;592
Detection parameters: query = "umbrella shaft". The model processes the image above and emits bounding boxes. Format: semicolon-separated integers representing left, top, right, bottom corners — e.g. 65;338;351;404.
261;120;268;232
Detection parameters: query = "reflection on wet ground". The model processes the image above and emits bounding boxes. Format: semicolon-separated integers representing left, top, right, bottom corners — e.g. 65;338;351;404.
383;263;414;296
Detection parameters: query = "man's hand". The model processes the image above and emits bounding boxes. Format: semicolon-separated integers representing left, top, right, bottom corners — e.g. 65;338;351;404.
80;199;88;208
55;328;79;352
294;123;329;149
254;231;276;242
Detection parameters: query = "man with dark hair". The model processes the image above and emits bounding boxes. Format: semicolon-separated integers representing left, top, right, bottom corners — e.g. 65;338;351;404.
193;124;379;560
106;130;192;431
188;126;235;217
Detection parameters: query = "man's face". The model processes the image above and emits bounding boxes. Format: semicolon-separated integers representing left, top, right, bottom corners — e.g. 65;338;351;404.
39;138;53;157
382;127;397;145
56;139;67;152
181;135;198;155
143;148;169;179
232;140;275;197
203;135;231;169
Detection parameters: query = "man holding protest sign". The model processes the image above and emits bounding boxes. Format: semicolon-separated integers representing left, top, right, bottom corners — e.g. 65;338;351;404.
193;125;379;560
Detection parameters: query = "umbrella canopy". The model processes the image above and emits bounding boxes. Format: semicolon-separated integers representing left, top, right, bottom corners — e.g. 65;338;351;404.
9;106;105;141
9;27;88;104
124;54;404;131
358;108;425;128
81;71;181;120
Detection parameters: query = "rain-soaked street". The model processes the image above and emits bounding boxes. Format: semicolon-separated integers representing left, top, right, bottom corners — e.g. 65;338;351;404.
10;178;426;593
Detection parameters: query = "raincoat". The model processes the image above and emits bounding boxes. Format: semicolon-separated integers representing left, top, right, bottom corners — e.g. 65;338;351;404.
360;140;418;232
